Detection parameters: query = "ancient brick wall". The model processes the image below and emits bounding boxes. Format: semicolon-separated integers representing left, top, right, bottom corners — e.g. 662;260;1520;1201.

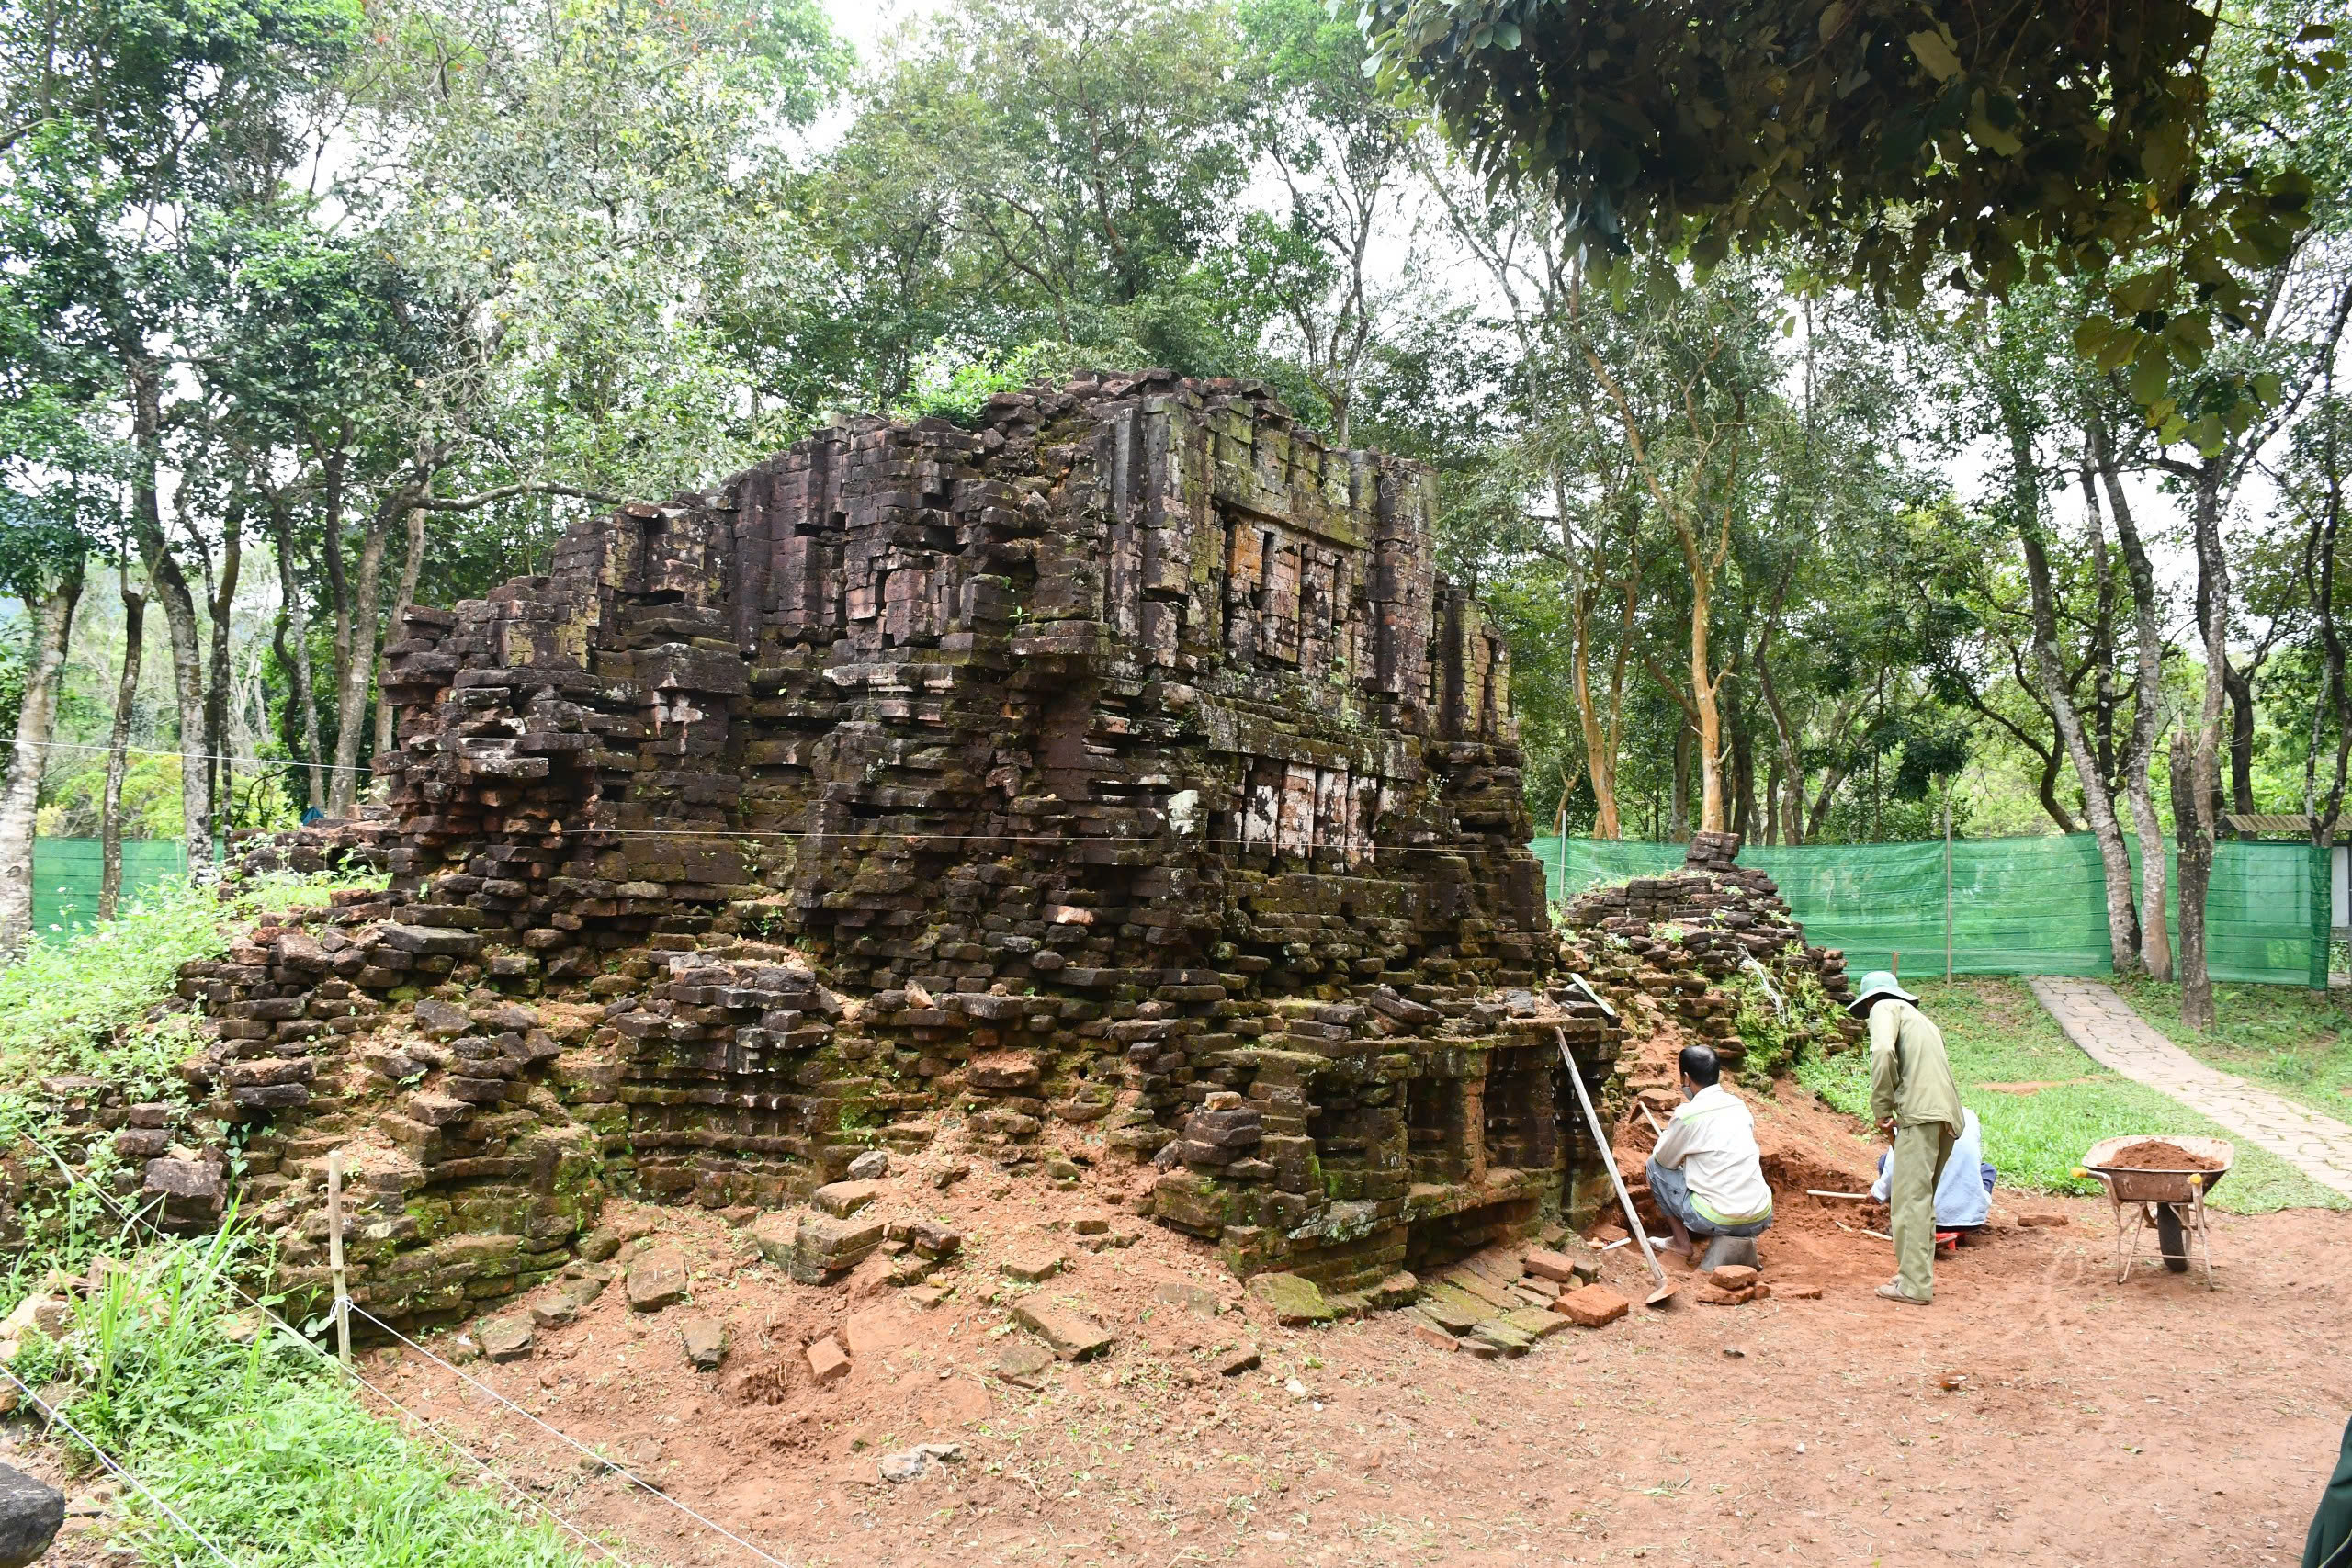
151;373;1614;1317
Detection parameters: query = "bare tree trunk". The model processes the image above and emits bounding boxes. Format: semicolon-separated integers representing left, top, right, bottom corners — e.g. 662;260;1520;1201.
203;501;243;839
2180;466;2233;1028
125;359;212;873
0;564;84;952
2222;660;2257;816
2020;523;2143;974
2006;394;2138;972
100;565;147;919
2088;409;2173;980
376;503;426;759
267;498;325;814
1669;720;1690;841
2172;733;2214;1028
327;491;399;816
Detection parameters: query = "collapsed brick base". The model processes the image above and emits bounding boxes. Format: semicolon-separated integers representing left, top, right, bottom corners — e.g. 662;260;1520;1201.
1555;831;1861;1066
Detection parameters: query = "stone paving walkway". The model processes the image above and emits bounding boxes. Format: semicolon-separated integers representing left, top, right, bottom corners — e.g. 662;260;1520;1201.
2028;976;2352;1198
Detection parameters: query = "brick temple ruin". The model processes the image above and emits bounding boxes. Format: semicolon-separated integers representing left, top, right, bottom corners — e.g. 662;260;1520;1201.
112;373;1638;1324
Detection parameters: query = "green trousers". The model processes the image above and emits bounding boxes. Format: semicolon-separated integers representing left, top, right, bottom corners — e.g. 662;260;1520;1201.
1892;1121;1957;1303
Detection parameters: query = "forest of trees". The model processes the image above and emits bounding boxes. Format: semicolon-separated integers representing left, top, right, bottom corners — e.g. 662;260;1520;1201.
3;0;2350;1023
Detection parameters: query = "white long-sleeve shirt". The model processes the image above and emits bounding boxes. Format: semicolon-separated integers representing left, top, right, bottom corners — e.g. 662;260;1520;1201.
1650;1084;1774;1228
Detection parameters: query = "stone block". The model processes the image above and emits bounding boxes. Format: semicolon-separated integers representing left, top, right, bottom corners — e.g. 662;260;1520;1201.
1245;1272;1333;1325
626;1247;688;1312
811;1179;882;1217
0;1461;64;1568
1555;1285;1630;1328
679;1317;729;1370
806;1334;851;1385
1012;1301;1114;1361
479;1315;534;1360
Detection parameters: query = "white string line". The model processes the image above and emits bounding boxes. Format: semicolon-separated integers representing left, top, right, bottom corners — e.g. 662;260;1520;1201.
347;1305;792;1568
25;1133;776;1568
0;1363;244;1568
17;1139;626;1565
296;1348;629;1566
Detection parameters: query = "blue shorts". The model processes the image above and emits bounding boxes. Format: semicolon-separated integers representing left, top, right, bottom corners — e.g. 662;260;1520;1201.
1646;1156;1771;1238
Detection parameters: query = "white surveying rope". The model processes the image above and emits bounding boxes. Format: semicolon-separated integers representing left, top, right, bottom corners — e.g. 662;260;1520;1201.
0;1363;243;1568
348;1304;793;1568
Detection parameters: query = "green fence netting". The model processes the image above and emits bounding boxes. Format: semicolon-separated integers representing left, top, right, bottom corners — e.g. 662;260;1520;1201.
29;840;191;937
1528;832;2327;988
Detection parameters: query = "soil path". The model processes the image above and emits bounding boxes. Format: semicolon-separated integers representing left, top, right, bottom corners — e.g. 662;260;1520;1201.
2029;975;2352;1196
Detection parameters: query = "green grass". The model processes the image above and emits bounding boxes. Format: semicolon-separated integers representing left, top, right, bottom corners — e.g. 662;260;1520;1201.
16;1233;617;1566
2114;976;2352;1122
1794;976;2349;1213
0;870;381;1103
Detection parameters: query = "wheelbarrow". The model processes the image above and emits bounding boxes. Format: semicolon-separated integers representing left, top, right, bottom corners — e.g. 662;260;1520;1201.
2078;1135;2233;1288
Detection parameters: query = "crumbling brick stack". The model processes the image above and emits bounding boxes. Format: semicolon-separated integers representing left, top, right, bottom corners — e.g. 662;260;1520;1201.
138;372;1619;1316
1555;831;1860;1066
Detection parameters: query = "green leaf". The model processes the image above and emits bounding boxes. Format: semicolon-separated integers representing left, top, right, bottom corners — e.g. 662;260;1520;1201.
2128;343;2172;406
1907;30;1961;82
2071;317;2114;356
1818;2;1846;40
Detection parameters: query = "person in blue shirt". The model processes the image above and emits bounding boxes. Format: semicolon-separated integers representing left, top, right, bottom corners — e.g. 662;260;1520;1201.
1868;1105;1995;1228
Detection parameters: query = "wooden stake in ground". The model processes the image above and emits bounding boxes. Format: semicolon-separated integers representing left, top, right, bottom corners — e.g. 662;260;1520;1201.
327;1148;351;1370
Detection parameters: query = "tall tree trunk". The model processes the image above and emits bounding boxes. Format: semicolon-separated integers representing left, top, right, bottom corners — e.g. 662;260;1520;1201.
2180;465;2233;1028
1758;651;1806;845
124;359;212;872
267;498;325;814
1730;709;1756;840
2007;400;2138;973
203;501;243;839
100;565;147;920
376;503;427;759
2307;415;2351;849
0;564;84;952
1669;720;1690;842
2088;408;2173;980
2222;660;2257;816
2172;732;2214;1028
2020;523;2143;973
327;491;400;816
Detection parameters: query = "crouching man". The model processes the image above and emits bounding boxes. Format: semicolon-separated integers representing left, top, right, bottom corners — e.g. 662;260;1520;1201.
1645;1043;1773;1267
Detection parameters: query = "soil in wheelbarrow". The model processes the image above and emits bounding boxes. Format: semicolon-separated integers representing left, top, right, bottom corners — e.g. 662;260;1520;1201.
2103;1138;2227;1171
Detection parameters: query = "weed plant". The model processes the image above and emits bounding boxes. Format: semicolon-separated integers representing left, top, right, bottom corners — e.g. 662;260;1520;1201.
20;1230;612;1567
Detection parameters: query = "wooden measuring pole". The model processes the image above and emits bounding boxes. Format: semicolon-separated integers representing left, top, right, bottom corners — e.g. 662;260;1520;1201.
326;1148;351;1371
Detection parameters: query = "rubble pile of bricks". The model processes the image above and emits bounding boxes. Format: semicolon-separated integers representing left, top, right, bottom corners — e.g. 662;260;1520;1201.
80;372;1633;1324
1555;831;1860;1066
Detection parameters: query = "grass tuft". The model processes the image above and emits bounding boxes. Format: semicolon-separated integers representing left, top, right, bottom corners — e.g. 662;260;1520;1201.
20;1233;616;1567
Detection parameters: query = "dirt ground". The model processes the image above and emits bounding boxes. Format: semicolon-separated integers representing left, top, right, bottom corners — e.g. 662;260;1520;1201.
24;1067;2352;1568
316;1075;2352;1568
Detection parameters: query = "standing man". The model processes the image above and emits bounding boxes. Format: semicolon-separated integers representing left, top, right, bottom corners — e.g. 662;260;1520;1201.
1850;970;1964;1306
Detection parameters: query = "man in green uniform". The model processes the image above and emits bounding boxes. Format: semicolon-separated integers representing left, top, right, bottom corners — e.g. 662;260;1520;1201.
1850;971;1965;1305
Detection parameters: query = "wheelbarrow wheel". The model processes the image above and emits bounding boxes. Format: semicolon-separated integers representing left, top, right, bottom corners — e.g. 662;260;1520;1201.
2154;1203;2190;1273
